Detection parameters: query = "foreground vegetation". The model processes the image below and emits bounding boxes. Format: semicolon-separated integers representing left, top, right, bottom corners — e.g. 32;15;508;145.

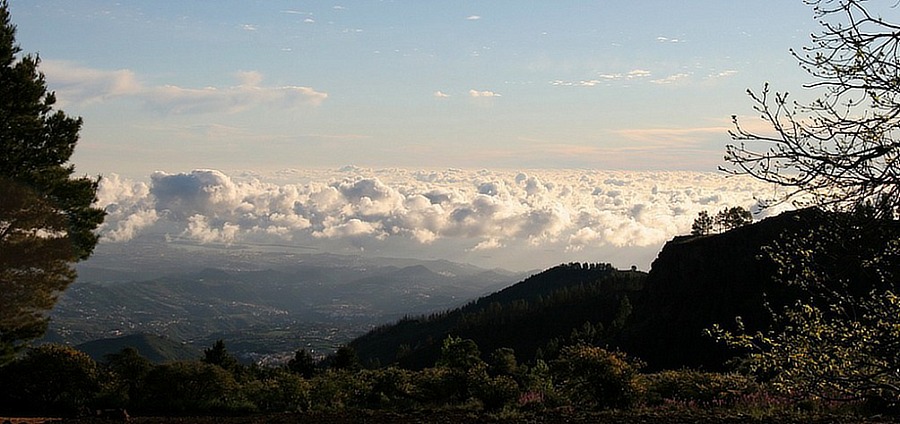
0;336;890;422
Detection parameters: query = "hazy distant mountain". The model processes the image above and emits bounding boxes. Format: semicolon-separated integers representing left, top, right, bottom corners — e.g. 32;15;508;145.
49;237;531;362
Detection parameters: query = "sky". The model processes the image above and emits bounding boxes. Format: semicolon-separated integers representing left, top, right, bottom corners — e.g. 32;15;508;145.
8;1;836;270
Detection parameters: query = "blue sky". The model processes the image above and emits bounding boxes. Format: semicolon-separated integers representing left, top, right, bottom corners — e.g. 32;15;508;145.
6;2;843;269
11;1;820;176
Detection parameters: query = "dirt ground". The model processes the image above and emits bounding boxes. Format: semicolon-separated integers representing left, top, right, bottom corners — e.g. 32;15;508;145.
8;410;896;424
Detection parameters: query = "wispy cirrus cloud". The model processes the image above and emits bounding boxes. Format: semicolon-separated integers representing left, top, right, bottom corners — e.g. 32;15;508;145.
41;61;327;114
614;126;730;146
651;72;690;85
551;69;651;87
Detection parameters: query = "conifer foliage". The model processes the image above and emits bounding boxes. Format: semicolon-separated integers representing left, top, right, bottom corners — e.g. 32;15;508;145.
0;1;105;363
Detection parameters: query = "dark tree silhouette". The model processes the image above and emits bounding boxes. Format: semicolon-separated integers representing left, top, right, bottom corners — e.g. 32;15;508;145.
330;345;361;371
201;339;239;371
287;348;316;378
724;0;900;217
715;0;900;407
0;0;105;364
691;210;714;236
715;206;752;232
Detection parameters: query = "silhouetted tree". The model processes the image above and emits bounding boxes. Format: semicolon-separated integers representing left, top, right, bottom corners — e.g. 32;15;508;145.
692;207;751;236
331;346;361;371
725;0;900;218
0;0;105;364
716;0;900;409
691;210;715;236
287;348;316;378
715;206;752;232
202;339;239;371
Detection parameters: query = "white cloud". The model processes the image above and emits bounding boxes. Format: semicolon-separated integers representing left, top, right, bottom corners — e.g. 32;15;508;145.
469;89;501;97
40;61;327;113
469;238;504;251
95;168;791;270
241;24;257;31
551;69;652;87
651;73;690;85
434;90;450;98
40;60;141;105
709;70;738;79
466;15;481;20
304;18;315;24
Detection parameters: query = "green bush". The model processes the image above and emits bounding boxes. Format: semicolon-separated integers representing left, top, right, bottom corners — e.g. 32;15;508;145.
643;370;759;407
407;366;453;406
306;369;373;410
0;344;104;415
551;345;644;409
475;375;520;411
241;368;311;412
137;360;242;415
363;367;418;409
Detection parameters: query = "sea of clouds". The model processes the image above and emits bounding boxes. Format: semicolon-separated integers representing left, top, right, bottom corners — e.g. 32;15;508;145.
94;167;790;271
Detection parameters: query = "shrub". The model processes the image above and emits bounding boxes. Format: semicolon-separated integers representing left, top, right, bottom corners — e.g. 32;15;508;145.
0;344;104;415
241;368;311;412
643;370;759;407
475;375;520;411
551;345;644;409
136;360;242;415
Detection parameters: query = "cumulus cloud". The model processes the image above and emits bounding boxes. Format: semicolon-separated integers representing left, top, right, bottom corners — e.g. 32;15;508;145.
40;61;327;113
95;168;791;269
469;89;501;97
434;90;450;98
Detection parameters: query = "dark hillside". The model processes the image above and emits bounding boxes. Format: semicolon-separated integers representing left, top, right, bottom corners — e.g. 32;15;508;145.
352;208;838;371
351;263;647;369
622;208;825;370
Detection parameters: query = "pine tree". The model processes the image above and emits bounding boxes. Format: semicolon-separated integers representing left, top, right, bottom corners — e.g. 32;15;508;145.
0;0;105;364
202;339;239;371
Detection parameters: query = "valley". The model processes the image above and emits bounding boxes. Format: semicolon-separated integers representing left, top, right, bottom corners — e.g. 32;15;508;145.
46;237;531;363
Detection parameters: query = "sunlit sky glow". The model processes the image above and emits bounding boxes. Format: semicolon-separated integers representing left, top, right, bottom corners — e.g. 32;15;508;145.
9;2;847;270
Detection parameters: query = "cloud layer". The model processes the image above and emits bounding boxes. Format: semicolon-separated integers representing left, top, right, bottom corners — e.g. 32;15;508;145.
96;168;788;270
41;61;327;113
